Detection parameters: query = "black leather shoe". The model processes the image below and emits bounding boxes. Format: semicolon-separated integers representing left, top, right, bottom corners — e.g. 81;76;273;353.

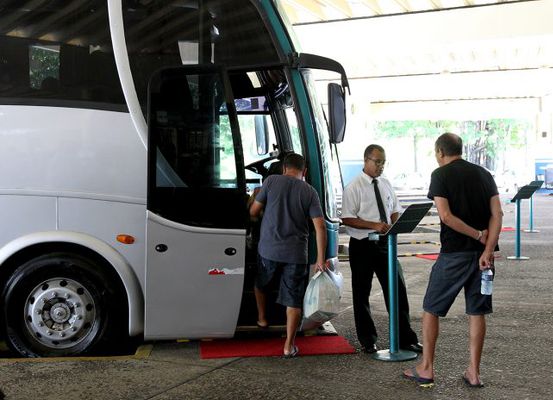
362;344;378;354
401;342;423;353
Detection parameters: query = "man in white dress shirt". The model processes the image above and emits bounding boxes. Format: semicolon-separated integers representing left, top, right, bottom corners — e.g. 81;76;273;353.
341;144;421;354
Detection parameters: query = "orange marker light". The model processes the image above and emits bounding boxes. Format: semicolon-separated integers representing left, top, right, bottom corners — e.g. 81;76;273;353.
117;234;135;244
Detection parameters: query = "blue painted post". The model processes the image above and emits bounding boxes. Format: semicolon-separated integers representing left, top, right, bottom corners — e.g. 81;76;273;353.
508;198;530;260
373;233;417;361
388;233;398;354
524;195;540;233
515;199;521;258
529;196;534;231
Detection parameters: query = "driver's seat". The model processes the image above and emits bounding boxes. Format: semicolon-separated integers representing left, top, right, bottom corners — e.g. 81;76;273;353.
266;160;283;177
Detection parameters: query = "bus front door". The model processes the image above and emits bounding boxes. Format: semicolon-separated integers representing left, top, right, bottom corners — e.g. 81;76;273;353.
144;66;247;339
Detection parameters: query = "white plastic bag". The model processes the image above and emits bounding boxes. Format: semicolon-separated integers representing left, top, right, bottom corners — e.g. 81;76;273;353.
302;270;342;328
326;268;344;297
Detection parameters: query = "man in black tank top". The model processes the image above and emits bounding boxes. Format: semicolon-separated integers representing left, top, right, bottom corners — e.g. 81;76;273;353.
404;133;503;388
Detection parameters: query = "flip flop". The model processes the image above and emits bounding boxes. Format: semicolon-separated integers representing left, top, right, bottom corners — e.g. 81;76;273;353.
256;321;269;329
403;367;435;388
463;373;484;388
283;345;299;359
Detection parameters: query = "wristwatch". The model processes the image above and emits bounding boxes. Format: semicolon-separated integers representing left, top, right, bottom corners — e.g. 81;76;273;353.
476;230;483;241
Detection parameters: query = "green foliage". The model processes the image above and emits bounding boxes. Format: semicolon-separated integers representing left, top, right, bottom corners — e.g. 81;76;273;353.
374;119;528;144
29;46;60;89
373;120;440;138
373;118;530;170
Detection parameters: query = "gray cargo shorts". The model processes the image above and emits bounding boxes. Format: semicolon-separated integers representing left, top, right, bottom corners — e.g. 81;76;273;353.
423;251;493;317
255;256;308;308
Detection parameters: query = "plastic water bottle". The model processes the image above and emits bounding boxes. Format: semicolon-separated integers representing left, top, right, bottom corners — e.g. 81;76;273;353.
481;269;494;295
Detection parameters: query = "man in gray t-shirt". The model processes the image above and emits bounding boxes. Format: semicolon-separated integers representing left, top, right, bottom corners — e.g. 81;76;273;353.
250;153;327;358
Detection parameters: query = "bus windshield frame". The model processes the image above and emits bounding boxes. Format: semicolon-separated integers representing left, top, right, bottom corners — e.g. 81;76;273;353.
300;69;341;221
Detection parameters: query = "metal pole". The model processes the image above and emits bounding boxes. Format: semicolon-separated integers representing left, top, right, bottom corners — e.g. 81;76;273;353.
388;234;398;353
508;198;530;260
529;196;534;231
516;199;521;258
524;195;540;233
373;234;416;361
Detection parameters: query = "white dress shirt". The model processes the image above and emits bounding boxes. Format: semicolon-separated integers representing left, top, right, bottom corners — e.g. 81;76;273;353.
341;172;403;240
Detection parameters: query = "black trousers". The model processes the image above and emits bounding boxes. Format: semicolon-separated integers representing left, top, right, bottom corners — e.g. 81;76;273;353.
349;237;419;348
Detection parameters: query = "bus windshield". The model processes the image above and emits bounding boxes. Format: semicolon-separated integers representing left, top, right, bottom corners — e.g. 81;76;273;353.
300;69;341;221
123;0;281;116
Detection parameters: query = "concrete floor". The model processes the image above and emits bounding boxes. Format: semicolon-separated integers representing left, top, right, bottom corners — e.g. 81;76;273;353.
1;193;552;399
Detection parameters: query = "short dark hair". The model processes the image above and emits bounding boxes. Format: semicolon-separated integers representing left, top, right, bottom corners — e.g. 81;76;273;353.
283;153;306;171
435;133;462;156
364;144;385;160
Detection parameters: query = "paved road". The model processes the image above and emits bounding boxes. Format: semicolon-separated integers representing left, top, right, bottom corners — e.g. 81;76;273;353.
1;194;552;399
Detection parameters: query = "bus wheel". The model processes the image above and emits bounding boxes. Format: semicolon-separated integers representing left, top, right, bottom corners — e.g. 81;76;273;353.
3;253;118;357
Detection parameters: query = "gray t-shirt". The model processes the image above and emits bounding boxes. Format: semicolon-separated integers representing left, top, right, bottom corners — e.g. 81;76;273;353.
256;175;323;264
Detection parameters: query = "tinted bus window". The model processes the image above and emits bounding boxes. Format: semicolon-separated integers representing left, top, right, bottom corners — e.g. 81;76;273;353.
123;0;280;116
154;72;238;189
0;1;125;110
149;67;246;228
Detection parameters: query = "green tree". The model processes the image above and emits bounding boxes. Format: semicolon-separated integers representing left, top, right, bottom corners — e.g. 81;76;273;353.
373;119;529;172
373;120;439;172
29;46;59;89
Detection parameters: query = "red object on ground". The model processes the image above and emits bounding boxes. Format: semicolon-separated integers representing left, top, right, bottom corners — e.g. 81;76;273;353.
415;254;439;260
501;227;515;232
416;253;502;261
200;335;356;359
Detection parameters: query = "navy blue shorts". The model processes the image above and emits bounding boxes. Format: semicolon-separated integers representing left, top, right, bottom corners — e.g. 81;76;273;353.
423;252;493;317
255;256;308;308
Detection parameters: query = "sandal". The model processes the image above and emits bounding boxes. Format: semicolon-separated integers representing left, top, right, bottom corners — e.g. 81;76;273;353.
403;367;434;388
463;373;484;388
283;345;299;359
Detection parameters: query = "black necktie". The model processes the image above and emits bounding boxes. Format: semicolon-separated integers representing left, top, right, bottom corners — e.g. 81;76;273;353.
373;179;388;223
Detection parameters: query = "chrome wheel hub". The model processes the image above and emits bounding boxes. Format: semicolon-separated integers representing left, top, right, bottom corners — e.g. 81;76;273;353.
25;278;96;349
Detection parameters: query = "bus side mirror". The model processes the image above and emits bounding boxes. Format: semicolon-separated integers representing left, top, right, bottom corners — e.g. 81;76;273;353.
328;83;346;144
254;115;269;155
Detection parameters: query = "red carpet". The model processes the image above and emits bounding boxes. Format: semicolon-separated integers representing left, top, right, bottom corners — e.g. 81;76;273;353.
200;335;356;359
502;227;515;232
415;253;439;260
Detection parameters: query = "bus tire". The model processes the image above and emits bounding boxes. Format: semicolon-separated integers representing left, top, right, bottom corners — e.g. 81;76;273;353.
3;252;123;357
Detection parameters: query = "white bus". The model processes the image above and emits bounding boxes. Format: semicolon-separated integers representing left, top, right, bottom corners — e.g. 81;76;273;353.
0;0;348;357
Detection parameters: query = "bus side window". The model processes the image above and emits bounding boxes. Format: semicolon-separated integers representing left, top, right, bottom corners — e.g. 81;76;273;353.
0;2;125;109
0;36;30;97
149;69;245;229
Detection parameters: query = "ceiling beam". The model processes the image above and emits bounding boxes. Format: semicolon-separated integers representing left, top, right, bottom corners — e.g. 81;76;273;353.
392;0;411;12
357;0;383;15
57;10;103;43
27;0;87;39
281;2;300;24
0;0;50;35
318;0;353;18
285;0;326;21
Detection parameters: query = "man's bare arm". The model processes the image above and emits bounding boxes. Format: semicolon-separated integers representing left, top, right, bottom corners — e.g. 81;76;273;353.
249;200;264;219
434;196;483;241
479;195;503;268
312;216;328;271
